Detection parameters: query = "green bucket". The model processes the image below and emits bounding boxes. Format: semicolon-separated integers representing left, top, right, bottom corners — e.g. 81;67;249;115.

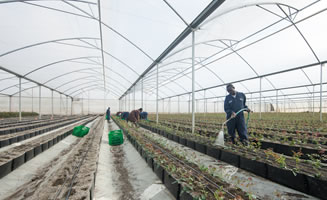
108;129;124;146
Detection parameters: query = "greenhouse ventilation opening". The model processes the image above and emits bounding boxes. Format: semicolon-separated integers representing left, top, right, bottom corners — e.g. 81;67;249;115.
0;0;327;199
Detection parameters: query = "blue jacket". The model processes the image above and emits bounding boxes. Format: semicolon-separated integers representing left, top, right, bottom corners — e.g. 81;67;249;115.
106;108;110;118
140;112;148;120
224;92;248;119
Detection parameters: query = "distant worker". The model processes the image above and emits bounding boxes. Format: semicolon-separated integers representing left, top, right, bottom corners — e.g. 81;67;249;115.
224;84;250;145
121;112;129;120
128;108;143;127
140;111;148;120
106;107;111;122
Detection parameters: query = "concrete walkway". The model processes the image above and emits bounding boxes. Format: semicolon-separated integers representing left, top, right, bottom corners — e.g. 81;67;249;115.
94;120;174;200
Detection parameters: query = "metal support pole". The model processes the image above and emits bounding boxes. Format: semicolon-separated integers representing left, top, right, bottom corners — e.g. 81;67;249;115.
39;85;41;119
133;86;136;110
156;64;159;124
191;30;195;134
144;94;146;111
205;90;207;114
320;64;323;121
162;99;164;113
141;77;144;109
312;86;315;114
71;98;73;115
19;77;22;121
129;92;130;111
66;96;68;115
178;96;180;113
82;98;84;115
169;98;171;114
9;96;12;112
124;96;126;111
51;90;54;118
259;77;262;119
32;88;34;113
203;90;206;114
88;91;90;115
214;101;216;113
276;90;278;113
60;94;62;116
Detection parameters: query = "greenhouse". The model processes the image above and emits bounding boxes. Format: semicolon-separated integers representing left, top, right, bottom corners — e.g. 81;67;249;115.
0;0;326;199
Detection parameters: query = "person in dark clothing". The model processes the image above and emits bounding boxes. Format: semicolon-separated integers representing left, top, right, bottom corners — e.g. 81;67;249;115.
121;112;129;120
128;108;142;127
224;84;250;145
106;107;111;122
140;112;148;120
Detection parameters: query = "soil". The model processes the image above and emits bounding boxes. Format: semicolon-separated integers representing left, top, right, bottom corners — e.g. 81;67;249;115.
0;116;85;140
143;120;327;179
124;124;249;200
0;117;94;166
2;117;102;200
109;123;138;200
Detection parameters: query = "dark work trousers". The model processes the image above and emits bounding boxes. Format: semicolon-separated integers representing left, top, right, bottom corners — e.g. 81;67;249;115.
227;115;248;142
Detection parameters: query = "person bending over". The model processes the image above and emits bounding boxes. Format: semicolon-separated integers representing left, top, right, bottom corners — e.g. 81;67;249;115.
128;108;143;127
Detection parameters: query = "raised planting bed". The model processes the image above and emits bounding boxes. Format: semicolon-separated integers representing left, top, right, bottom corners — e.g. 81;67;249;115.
113;117;252;200
0;116;90;149
139;120;327;199
0;117;79;135
0;117;95;179
142;119;327;164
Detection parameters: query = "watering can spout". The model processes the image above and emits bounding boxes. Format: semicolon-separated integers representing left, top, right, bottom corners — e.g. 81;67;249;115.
215;130;225;146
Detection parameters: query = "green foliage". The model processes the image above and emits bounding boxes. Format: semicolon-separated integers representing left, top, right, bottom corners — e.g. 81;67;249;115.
0;112;38;118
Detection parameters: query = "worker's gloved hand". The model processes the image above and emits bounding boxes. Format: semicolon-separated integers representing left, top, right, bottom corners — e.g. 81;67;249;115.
246;108;251;113
231;112;236;118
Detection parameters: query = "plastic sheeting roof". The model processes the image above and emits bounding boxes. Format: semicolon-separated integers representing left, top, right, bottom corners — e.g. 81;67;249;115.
0;0;326;102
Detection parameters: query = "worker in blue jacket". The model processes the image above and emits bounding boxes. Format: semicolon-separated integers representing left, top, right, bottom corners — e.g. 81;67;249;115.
224;84;250;145
106;107;111;122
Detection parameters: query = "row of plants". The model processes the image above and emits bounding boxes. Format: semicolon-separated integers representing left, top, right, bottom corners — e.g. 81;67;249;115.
139;119;327;199
155;117;327;145
0;112;39;119
151;119;327;164
149;113;327;133
153;116;327;139
113;116;251;200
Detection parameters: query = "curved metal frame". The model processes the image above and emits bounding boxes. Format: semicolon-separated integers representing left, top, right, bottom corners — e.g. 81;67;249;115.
0;37;99;58
63;0;154;61
62;76;126;94
145;6;325;99
23;56;101;77
69;83;121;98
